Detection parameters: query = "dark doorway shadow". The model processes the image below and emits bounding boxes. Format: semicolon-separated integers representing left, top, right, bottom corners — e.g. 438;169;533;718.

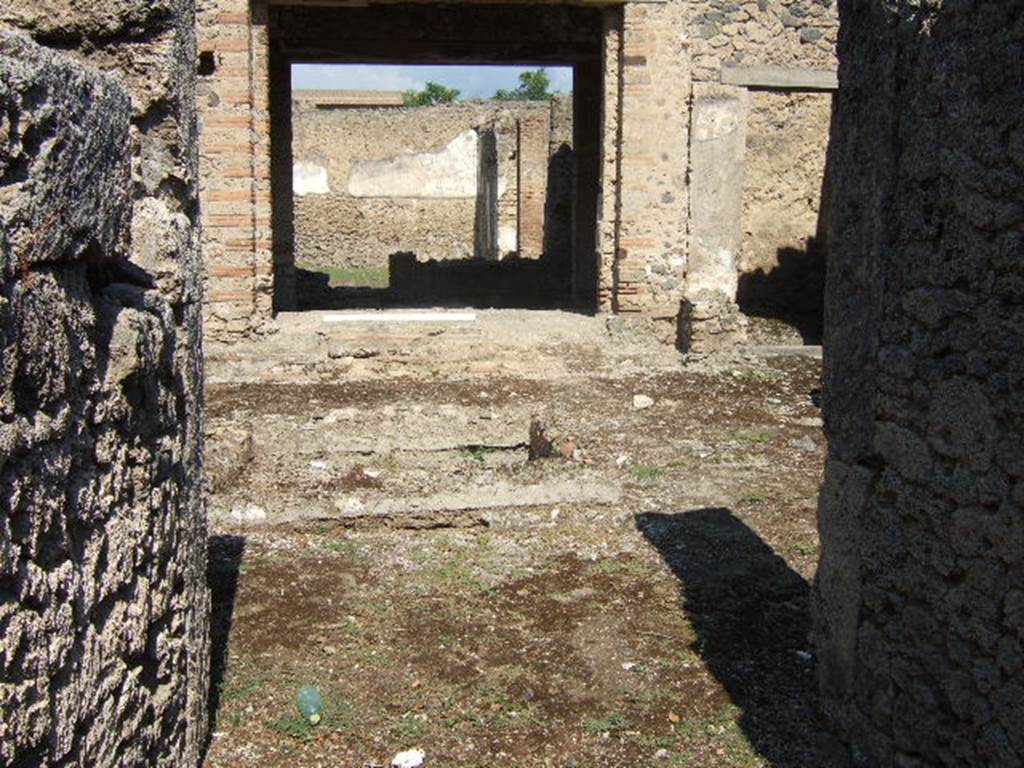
543;142;576;292
294;254;581;312
635;509;849;767
205;534;246;742
737;240;827;344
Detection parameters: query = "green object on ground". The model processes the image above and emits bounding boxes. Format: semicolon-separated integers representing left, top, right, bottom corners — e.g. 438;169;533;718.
296;686;323;725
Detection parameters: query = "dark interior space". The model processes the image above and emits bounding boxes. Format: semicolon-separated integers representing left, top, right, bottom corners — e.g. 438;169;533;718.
268;3;610;314
294;252;570;311
737;237;828;344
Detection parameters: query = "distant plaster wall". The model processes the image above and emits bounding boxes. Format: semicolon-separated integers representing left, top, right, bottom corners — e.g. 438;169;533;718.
290;99;566;271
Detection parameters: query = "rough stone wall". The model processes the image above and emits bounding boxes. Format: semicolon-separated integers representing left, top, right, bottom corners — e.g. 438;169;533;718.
0;2;208;766
740;89;832;315
687;0;838;82
290;100;557;271
814;1;1024;765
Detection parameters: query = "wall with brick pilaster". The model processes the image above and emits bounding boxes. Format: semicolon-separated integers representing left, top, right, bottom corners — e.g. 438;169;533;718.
196;0;838;345
610;2;692;323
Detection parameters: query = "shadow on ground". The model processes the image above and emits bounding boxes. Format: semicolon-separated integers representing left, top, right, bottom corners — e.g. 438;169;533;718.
636;508;849;767
206;535;247;739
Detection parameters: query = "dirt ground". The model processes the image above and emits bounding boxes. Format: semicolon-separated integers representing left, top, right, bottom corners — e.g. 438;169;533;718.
202;311;846;768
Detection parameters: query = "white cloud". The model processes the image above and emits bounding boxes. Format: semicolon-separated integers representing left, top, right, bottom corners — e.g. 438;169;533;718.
292;64;423;93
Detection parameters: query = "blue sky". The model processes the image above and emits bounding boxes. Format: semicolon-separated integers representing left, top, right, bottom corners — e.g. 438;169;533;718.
292;64;573;100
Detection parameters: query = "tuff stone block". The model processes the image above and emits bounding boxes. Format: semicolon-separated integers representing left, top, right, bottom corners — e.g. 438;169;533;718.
0;4;207;765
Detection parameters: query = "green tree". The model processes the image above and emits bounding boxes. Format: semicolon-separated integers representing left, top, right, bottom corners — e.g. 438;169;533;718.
402;82;460;106
493;68;552;101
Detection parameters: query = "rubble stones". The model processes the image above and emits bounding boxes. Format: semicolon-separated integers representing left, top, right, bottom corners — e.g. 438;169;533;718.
633;394;655;410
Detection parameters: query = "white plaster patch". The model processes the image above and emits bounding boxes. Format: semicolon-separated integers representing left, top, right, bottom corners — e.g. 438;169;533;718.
693;101;741;142
348;129;479;198
498;225;518;256
322;311;476;323
293;161;330;195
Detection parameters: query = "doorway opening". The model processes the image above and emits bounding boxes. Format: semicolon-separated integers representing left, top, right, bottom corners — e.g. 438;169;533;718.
267;4;606;314
737;91;835;345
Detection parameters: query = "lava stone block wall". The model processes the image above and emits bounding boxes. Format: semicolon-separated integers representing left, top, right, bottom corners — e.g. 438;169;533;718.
814;1;1024;764
0;1;208;765
688;0;838;81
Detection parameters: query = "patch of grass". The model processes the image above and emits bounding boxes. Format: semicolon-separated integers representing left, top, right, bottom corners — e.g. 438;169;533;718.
732;367;783;382
629;463;665;480
595;558;649;577
634;732;678;750
390;714;430;742
460;446;495;464
675;644;703;666
219;667;271;706
582;712;632;734
305;264;390;288
409;544;490;593
729;429;771;444
783;537;817;557
671;704;761;768
441;685;543;732
738;490;769;504
323;538;361;555
272;713;316;740
345;594;398;618
338;623;368;639
624;685;669;704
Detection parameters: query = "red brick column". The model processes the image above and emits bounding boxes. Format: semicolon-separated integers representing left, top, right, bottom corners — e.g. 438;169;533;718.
516;107;551;260
613;1;691;319
198;0;274;337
